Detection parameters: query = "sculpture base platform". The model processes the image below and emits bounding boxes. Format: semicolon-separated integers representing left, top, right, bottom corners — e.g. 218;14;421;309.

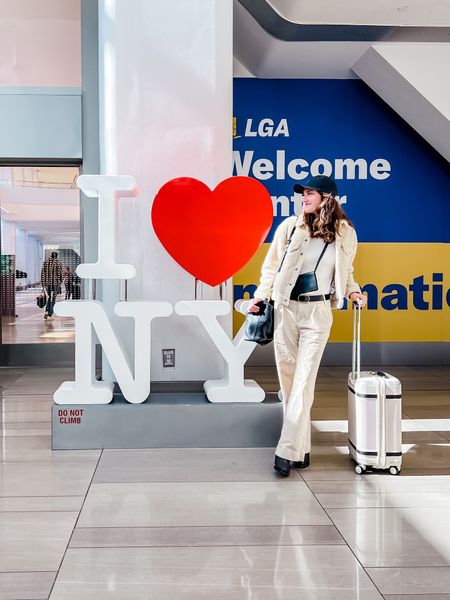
52;392;283;450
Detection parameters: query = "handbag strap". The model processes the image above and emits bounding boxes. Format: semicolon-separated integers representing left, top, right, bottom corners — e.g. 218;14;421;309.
313;241;329;273
277;217;299;275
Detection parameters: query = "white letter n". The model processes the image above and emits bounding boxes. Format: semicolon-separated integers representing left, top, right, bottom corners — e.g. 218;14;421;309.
54;300;173;404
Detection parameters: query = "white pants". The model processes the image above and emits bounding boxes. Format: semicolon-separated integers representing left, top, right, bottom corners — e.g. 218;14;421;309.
274;299;333;462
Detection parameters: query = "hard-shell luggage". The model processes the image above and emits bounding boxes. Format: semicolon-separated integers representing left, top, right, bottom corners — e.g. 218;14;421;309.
347;305;402;475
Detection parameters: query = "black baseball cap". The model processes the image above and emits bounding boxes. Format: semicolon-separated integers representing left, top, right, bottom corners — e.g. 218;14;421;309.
293;175;338;196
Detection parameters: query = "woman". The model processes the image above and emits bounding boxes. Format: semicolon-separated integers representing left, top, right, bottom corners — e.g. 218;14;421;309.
248;175;366;477
63;266;74;300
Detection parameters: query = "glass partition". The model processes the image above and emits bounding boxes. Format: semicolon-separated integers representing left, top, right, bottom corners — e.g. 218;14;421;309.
0;165;80;344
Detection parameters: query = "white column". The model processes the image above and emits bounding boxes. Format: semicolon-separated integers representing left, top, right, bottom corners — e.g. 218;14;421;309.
97;0;233;381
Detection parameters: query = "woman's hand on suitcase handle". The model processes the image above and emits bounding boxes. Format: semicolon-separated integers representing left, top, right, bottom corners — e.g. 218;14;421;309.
349;292;367;308
248;298;266;314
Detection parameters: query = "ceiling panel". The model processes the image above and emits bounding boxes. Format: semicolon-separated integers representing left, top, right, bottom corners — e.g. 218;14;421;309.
268;0;450;27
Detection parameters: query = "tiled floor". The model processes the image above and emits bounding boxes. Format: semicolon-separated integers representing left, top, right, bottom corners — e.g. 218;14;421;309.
0;366;449;599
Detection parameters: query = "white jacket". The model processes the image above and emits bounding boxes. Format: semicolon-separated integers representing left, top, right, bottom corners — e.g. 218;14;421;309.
254;215;361;309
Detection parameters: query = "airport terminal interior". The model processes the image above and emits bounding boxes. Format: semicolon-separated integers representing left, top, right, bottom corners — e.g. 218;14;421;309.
0;166;78;345
0;1;449;599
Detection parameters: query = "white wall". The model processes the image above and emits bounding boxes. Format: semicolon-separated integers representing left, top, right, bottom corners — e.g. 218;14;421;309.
0;0;80;87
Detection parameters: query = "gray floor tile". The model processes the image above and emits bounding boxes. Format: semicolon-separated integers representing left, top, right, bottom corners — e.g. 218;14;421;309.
79;481;331;527
304;439;450;471
0;511;78;572
0;395;54;404
313;396;347;408
302;468;378;481
0;496;84;512
400;442;450;469
367;567;450;595
0;436;100;462
0;426;51;437
403;407;450;420
50;546;383;599
383;595;450;600
0;367;26;378
0;461;98;496
1;410;51;423
311;407;349;420
0;399;53;412
0;422;50;431
402;430;449;442
317;491;450;509
402;390;450;406
408;419;450;440
327;507;450;567
4;386;60;396
309;419;447;444
413;366;450;378
95;448;300;482
401;380;450;391
292;442;356;470
0;375;26;389
9;369;73;383
70;524;344;548
307;477;450;495
0;571;55;600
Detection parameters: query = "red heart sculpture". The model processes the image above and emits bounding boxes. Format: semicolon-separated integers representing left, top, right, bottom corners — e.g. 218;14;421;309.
152;176;273;286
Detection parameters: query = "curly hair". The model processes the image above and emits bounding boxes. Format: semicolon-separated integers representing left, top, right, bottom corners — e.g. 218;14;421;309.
303;192;353;243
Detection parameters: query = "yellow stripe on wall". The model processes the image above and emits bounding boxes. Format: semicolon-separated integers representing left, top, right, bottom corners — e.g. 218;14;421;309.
233;243;450;342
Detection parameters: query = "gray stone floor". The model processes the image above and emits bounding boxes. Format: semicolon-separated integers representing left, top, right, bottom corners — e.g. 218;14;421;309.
0;365;449;599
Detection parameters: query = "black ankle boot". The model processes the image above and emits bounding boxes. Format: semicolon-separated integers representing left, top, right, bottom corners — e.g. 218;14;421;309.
293;453;310;469
274;455;291;477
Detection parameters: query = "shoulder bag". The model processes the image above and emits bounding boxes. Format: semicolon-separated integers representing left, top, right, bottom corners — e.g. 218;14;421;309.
244;218;299;345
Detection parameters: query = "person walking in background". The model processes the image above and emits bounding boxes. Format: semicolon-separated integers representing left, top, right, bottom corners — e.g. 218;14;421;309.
41;251;63;320
248;175;367;477
63;265;74;299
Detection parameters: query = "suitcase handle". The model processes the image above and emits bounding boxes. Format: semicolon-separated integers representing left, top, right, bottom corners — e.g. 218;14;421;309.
352;303;362;380
375;373;388;469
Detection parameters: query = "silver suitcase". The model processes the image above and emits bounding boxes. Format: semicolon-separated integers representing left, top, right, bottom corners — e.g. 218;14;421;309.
347;306;402;475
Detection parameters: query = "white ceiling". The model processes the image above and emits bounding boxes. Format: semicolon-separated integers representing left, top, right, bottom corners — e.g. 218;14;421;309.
0;187;79;207
354;43;450;162
0;167;80;244
268;0;450;27
234;0;368;78
234;0;450;78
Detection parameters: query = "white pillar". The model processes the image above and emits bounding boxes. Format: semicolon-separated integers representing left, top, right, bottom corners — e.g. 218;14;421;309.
97;0;233;381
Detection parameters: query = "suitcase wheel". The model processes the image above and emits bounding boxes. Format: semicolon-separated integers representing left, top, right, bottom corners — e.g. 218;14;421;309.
389;466;400;476
355;464;367;475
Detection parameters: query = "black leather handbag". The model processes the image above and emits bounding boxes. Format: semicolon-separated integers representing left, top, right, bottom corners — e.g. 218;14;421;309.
36;290;46;309
244;300;274;345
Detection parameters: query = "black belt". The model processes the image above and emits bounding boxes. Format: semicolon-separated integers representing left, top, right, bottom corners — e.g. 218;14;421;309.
290;293;331;302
